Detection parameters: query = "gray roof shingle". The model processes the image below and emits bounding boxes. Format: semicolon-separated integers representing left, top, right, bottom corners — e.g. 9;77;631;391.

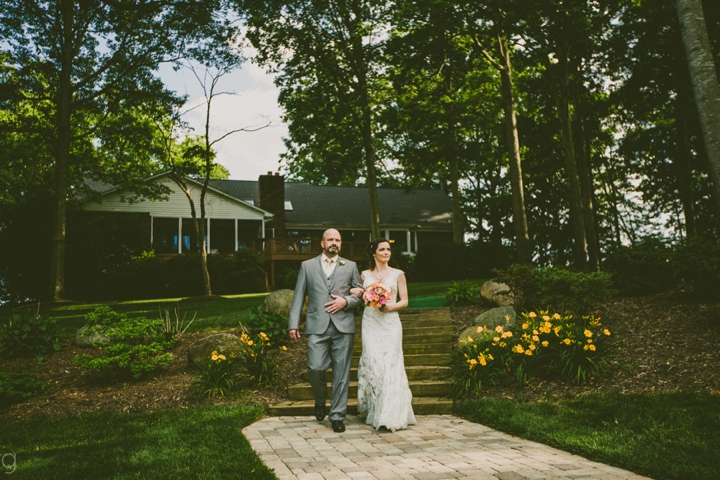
208;180;453;230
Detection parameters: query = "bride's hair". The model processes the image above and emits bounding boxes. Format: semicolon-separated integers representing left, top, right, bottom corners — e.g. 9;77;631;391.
367;237;391;270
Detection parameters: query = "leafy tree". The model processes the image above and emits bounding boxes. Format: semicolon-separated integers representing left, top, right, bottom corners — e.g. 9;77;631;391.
0;0;233;301
677;0;720;218
241;0;389;238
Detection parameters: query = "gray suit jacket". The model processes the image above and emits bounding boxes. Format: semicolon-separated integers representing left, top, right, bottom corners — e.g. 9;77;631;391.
288;255;362;334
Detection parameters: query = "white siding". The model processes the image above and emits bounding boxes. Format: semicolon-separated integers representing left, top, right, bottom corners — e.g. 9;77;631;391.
83;177;264;220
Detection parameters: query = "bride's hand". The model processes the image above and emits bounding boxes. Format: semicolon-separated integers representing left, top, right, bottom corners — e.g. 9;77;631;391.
349;287;364;298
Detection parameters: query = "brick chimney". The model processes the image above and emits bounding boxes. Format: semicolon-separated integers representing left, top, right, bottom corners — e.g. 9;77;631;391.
258;172;285;237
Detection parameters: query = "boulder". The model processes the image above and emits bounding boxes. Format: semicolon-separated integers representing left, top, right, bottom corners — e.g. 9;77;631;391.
457;325;494;348
263;288;307;320
473;306;516;330
480;279;515;306
74;326;113;348
187;333;245;365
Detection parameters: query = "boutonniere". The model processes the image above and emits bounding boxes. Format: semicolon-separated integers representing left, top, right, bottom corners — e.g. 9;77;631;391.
339;260;346;266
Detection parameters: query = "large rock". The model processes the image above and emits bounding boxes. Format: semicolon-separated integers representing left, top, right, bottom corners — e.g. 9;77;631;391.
473;306;516;330
263;289;307;320
187;333;245;365
457;325;495;348
74;326;113;348
480;279;515;306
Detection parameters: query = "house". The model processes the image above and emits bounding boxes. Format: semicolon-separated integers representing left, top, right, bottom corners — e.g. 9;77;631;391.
82;172;455;285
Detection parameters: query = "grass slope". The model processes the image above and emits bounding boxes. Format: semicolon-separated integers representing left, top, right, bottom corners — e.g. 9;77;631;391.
0;404;277;479
457;391;720;480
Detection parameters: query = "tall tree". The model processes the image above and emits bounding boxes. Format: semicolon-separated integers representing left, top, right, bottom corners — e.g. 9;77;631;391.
677;0;720;217
242;0;388;238
0;0;232;301
159;63;269;297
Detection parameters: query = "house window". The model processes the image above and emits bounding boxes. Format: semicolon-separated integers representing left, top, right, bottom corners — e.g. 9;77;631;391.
237;220;259;250
153;217;179;254
210;219;235;254
181;218;200;253
388;230;409;253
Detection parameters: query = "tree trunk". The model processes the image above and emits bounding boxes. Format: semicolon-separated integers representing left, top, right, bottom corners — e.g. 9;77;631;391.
199;112;213;297
498;36;532;264
677;0;720;217
674;91;697;238
449;156;463;244
576;113;600;271
49;0;74;302
442;51;464;245
555;43;588;271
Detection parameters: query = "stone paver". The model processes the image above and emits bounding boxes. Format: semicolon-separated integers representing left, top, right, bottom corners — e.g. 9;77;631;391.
243;415;650;480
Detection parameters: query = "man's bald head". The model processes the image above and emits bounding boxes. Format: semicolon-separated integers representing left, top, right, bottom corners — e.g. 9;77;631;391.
321;229;342;257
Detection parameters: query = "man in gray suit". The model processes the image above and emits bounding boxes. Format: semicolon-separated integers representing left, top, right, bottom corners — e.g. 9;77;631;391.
288;228;362;433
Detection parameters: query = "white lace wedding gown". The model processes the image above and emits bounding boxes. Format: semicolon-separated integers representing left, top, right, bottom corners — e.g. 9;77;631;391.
357;268;416;431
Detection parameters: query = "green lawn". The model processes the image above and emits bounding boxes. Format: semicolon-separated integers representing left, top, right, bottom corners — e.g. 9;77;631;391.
0;404;277;479
39;293;269;339
408;279;486;299
457;391;720;480
33;279;485;339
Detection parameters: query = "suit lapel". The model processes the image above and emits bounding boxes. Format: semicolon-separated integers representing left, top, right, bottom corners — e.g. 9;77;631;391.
328;257;343;291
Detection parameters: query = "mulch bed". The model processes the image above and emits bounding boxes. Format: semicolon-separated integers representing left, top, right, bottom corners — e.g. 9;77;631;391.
452;291;720;400
1;291;719;424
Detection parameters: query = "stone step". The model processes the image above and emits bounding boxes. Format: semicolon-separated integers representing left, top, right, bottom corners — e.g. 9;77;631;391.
354;331;452;345
287;379;450;401
355;325;454;337
353;343;451;355
301;365;451;382
352;308;453;328
350;353;450;367
267;397;454;416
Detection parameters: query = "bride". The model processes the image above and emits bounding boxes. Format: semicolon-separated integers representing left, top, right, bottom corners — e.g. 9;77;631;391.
351;238;416;431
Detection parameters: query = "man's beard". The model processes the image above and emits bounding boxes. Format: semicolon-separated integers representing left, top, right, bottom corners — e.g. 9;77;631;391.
326;246;339;254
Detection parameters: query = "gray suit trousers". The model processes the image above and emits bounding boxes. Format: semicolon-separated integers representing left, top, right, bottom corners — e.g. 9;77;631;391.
307;320;354;421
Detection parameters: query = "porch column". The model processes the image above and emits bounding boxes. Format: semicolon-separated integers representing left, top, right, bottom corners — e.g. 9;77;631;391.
406;230;411;254
234;219;238;251
177;217;182;254
150;216;154;247
206;217;211;252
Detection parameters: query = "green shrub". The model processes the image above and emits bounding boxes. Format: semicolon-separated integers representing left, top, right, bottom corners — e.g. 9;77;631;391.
238;331;283;386
0;365;49;404
191;349;241;398
97;249;265;300
0;308;61;361
277;267;299;289
73;307;176;379
413;242;512;281
242;305;288;346
450;311;612;397
445;280;477;306
495;265;616;314
672;237;720;299
604;238;675;295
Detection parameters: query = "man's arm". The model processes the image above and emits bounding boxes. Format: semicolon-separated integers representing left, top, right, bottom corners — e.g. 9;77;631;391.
344;264;363;310
288;262;307;339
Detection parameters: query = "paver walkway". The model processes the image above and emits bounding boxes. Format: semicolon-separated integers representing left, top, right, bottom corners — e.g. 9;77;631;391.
243;414;651;480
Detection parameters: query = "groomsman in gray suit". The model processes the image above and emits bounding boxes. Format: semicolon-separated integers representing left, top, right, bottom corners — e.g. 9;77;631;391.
288;228;363;433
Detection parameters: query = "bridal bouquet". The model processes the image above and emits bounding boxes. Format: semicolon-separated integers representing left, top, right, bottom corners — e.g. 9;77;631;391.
363;282;393;308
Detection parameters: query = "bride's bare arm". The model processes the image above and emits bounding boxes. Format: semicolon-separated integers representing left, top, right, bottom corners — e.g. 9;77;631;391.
384;273;408;312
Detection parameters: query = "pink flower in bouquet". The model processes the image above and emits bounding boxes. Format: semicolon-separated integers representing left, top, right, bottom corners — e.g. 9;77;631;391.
363;282;393;309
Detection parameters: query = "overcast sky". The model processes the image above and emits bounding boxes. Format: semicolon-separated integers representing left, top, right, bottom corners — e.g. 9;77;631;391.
158;60;288;181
